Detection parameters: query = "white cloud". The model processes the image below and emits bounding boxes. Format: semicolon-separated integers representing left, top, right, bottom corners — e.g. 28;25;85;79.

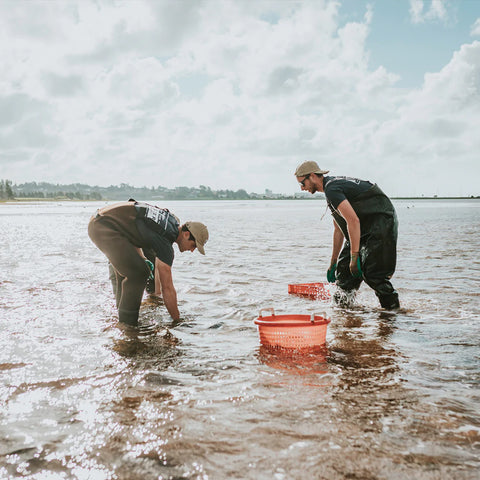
409;0;449;24
409;0;424;24
0;0;478;197
365;41;480;196
472;18;480;36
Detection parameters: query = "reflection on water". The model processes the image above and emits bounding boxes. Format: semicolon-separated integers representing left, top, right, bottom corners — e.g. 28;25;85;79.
257;346;329;378
0;199;479;479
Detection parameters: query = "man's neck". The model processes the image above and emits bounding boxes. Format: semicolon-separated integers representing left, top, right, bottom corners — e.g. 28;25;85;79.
317;175;325;193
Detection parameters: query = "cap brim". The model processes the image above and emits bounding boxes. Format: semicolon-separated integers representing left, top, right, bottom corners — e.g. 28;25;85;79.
196;243;205;255
295;169;329;177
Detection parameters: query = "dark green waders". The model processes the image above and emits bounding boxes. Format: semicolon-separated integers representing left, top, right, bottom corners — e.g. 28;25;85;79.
88;215;150;326
330;185;400;310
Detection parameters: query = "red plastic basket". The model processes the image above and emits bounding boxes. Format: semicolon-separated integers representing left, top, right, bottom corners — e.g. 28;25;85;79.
254;308;330;350
288;282;331;300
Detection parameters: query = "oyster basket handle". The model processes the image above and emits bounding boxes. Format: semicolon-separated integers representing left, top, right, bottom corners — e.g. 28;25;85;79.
311;312;328;323
259;308;275;317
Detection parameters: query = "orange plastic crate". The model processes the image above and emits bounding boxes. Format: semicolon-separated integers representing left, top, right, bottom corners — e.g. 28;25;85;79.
288;282;331;300
254;308;330;350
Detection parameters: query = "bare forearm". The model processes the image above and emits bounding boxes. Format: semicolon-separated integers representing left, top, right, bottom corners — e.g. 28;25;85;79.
162;285;180;320
337;200;361;254
154;270;162;295
156;258;180;320
346;219;360;254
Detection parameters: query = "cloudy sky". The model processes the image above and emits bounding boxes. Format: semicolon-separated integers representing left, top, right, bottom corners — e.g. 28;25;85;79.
1;0;479;197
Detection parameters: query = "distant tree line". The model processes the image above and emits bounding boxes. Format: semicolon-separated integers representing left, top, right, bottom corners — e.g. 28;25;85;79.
15;190;103;200
3;180;103;200
4;180;274;201
0;180;15;199
3;179;477;202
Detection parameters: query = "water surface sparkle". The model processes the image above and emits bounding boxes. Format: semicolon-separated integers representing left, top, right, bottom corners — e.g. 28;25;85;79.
1;200;479;479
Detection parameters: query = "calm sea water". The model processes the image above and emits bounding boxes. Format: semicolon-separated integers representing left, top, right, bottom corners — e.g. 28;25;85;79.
0;199;479;480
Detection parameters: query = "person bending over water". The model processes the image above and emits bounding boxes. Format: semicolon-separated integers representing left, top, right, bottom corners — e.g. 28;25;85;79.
88;200;208;325
294;161;400;310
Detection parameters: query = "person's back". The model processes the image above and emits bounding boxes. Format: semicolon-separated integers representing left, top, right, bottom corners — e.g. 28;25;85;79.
88;200;208;325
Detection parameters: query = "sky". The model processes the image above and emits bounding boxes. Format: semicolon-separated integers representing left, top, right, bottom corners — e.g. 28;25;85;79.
1;0;479;197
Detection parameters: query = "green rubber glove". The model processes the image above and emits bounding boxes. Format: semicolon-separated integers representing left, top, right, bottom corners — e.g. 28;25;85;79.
327;262;337;283
145;259;154;280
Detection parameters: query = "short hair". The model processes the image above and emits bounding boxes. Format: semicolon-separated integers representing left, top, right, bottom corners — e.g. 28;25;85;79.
181;224;195;241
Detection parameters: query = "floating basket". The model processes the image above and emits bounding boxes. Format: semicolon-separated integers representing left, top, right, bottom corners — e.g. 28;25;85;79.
254;308;330;350
288;282;331;300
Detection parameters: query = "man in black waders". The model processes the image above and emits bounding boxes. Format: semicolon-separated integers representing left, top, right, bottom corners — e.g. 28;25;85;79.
88;200;209;325
294;161;400;310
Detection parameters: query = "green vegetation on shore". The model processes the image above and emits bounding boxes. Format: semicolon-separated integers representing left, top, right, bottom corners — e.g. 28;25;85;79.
0;180;15;200
1;179;478;202
1;180;301;201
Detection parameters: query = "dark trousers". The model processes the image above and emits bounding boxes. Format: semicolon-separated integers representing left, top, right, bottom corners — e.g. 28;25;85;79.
335;213;399;309
88;216;149;325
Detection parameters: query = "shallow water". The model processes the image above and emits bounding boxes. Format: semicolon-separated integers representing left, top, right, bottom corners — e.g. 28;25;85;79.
1;199;479;480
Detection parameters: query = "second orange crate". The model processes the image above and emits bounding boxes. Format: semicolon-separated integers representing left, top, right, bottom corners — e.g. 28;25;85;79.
288;282;331;300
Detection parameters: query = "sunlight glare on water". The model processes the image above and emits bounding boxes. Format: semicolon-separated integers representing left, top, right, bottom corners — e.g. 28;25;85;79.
0;199;479;479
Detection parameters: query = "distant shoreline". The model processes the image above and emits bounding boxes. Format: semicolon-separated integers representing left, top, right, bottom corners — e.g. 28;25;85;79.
392;196;480;200
1;196;479;204
2;179;478;202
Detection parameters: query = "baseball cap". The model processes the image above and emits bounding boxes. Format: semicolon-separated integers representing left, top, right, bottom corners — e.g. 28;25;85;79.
185;222;209;255
294;161;329;177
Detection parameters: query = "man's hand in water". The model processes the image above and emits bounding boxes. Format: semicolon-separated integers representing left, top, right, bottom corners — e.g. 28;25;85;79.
349;252;362;278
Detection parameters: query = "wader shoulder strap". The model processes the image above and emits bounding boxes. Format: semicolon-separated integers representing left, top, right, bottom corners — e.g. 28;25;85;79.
327;202;349;240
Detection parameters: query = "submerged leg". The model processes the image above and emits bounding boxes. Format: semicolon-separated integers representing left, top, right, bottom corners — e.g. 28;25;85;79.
88;217;150;325
334;241;362;307
361;215;400;310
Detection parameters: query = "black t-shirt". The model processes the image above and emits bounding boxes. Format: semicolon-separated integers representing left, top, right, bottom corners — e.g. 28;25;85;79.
134;204;179;267
323;176;374;209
